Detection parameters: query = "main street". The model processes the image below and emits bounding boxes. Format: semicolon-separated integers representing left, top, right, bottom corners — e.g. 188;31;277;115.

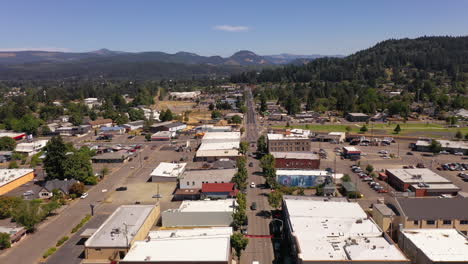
0;143;163;264
241;88;275;264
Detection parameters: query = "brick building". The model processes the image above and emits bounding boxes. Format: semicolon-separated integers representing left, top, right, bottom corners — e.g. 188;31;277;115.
271;152;320;169
267;133;311;152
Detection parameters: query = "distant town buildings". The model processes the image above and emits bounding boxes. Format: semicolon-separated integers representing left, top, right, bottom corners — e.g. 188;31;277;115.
271;152;320;169
150;162;186;182
267;133;311;152
346;112;370;122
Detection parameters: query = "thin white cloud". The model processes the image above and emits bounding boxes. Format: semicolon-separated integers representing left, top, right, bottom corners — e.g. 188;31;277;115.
213;25;250;32
0;47;71;52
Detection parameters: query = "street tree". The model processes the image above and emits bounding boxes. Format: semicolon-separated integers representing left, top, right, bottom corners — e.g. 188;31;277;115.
0;232;11;249
239;141;249;155
455;130;463;140
394;124;401;134
256;135;268;156
429;140;442;154
230;233;249;260
360;125;368;133
0;137;16;151
268;191;283;209
366;164;374;174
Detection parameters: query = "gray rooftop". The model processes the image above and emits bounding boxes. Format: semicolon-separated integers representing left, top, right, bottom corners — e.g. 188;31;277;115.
373;204;395;217
85;205;156;248
395;197;468;220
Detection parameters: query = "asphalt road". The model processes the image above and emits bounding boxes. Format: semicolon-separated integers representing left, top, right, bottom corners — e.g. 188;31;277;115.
0;143;162;264
241;88;275;264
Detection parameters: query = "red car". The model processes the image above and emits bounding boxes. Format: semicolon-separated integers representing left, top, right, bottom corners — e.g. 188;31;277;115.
377;189;388;193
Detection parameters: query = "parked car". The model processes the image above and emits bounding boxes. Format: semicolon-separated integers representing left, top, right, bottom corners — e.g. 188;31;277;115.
250;182;256;188
80;193;88;199
251;202;257;210
362;176;373;182
249;162;254;167
454;152;464;156
116;186;127;191
377;189;388;193
439;150;450;155
416;163;426;168
406;152;414;155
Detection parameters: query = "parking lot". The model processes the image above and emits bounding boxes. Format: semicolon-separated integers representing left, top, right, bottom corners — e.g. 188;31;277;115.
315;138;468;208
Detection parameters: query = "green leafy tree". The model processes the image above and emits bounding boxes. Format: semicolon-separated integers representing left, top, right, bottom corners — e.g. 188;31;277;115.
341;174;351;182
268;191;283;209
230;115;242;124
12;200;43;232
429;140;442;154
239;141;249;155
366;164;374;174
145;133;152;141
0;232;11;249
128;108;145;121
63;152;94;183
211;110;222;119
455;130;463;140
0;197;22;219
208;103;215;111
260;93;267;113
394;124;401;134
0;137;16;151
360;125;368;133
89;111;98;121
69;112;83;126
345;126;352;133
256;135;268;156
44;136;67;180
230;233;249;260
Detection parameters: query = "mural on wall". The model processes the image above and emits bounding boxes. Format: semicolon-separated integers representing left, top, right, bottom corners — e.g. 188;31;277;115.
277;175;327;187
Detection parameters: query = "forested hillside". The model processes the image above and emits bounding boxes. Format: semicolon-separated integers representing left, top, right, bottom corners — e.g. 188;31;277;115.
232;36;468;117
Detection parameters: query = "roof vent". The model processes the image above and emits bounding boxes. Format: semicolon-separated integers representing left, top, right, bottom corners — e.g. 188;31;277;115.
145;256;151;261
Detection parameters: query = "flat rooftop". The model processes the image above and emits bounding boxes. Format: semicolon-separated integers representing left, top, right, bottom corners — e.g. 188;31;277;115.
166;199;236;213
284;196;407;262
271;152;319;160
202;132;240;141
276;170;329;177
411;183;460;191
198;141;239;151
267;133;309;140
85;205;156;248
395;197;468;220
343;146;360;152
0;169;34;188
400;229;468;262
122;227;231;263
181;168;236;182
387;168;451;184
150;162;186;178
196;149;241;157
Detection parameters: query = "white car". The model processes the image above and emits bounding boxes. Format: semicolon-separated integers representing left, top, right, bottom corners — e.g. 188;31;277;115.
454;152;463;156
80;193;88;199
250;182;256;188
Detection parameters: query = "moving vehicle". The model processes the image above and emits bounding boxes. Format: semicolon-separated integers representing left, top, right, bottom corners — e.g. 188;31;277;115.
80;193;88;199
250;182;256;188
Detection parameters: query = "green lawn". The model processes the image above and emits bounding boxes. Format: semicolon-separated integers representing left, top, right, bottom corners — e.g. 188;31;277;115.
273;123;468;138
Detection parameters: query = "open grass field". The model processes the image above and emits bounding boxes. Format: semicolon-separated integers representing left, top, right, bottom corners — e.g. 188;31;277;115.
156;100;196;113
273;122;468;139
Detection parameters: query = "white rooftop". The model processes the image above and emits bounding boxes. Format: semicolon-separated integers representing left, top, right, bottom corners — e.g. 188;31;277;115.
328;132;346;136
85;205;156;248
0;132;25;138
166;199;236;213
150;162;186;178
387;168;451;184
15;140;48;153
196;149;241;157
201;132;240;142
400;229;468;262
284;197;407;262
121;227;231;263
198;141;239;151
0;169;34;188
276;170;329;177
343;146;360;152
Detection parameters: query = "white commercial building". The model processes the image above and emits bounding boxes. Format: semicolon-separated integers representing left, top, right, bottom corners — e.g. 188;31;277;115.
196;132;241;161
327;131;346;143
169;91;201;100
179;168;236;189
150;162;186;182
283;196;408;264
121;227;232;264
15;139;48;156
398;229;468;264
162;199;235;227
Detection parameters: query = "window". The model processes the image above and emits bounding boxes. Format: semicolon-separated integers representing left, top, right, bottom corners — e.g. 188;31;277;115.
187;181;189;186
460;220;468;225
426;220;435;225
443;220;452;225
413;220;419;225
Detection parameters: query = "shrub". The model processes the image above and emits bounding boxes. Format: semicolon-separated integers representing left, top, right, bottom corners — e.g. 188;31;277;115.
56;236;69;247
71;215;91;233
43;247;57;259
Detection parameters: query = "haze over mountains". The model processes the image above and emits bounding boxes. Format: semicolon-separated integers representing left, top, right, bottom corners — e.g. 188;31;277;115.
0;49;342;66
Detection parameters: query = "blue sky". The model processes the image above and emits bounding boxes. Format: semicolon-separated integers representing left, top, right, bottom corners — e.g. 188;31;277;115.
1;0;468;56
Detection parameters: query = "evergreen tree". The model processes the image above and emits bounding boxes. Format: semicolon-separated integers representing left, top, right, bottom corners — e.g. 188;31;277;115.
44;136;67;180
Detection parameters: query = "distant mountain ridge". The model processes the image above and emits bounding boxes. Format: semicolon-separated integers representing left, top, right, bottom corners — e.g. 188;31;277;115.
0;48;342;66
